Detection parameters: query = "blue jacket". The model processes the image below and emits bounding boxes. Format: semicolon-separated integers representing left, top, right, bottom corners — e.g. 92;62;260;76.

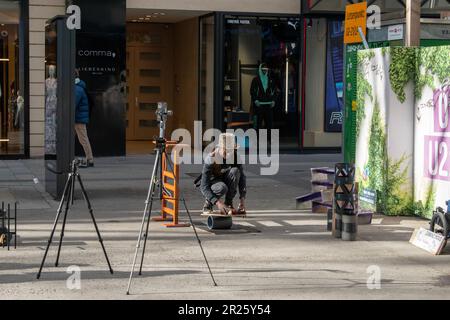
75;80;89;124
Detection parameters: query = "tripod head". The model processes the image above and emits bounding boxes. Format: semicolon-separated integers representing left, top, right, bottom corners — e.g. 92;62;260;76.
156;102;173;140
154;102;173;151
70;159;81;172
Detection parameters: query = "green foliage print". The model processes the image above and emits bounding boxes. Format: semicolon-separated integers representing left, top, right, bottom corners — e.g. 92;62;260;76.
415;46;450;99
379;155;411;216
405;183;436;219
389;47;417;103
367;101;385;193
356;51;374;137
377;154;435;217
365;98;433;218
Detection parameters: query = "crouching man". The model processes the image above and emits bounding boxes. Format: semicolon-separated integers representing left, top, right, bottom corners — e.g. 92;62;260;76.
200;133;247;216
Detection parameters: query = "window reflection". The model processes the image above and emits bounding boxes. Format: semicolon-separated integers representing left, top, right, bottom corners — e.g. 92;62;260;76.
223;16;300;148
0;0;23;155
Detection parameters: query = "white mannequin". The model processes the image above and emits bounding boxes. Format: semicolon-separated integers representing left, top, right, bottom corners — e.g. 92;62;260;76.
48;65;56;79
45;65;57;155
15;90;24;128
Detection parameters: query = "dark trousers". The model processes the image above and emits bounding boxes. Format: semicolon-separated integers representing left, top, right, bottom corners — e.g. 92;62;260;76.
255;106;273;152
210;167;241;205
256;106;274;131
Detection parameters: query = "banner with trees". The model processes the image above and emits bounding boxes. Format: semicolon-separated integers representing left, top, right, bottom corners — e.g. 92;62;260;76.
355;46;450;218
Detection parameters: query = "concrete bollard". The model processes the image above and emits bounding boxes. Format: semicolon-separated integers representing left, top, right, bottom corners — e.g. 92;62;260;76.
333;212;342;238
342;214;358;241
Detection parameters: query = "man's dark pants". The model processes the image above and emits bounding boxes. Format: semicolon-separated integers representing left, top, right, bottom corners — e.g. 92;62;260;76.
210;167;241;205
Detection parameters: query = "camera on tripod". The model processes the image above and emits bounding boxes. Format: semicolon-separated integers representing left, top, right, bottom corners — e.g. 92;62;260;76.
155;102;173;143
156;102;173;124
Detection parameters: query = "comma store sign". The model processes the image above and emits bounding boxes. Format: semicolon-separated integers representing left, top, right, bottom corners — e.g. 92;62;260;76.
68;0;127;157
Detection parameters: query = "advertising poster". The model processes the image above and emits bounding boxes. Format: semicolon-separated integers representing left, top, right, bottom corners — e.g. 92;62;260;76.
325;20;344;132
70;0;126;157
414;46;450;218
355;45;450;218
355;47;415;216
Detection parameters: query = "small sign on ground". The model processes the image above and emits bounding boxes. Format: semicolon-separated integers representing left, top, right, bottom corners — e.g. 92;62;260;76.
409;227;446;255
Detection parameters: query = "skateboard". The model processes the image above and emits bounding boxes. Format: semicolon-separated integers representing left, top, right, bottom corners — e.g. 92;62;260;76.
200;211;247;217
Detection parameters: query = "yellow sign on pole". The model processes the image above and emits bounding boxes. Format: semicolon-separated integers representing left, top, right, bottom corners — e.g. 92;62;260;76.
344;2;367;44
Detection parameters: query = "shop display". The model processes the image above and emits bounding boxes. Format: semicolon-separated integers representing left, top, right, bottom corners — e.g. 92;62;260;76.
325;20;344;133
45;65;57;155
223;16;300;146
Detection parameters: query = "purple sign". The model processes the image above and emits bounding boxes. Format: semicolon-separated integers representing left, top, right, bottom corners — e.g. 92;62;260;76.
433;86;450;133
424;135;450;181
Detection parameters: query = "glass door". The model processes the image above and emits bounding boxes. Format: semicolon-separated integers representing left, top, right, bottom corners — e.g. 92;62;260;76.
222;15;301;150
0;0;26;157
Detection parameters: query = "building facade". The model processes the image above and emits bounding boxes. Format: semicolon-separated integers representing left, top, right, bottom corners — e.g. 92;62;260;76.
2;0;448;158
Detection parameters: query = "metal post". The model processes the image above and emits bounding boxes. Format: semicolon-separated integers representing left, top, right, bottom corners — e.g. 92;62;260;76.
14;202;17;249
7;203;10;251
405;0;421;47
1;202;4;248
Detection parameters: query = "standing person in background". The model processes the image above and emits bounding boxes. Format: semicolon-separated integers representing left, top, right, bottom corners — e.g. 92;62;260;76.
74;69;94;168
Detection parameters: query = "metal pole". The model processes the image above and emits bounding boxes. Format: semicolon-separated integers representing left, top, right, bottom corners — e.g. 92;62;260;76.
2;202;4;248
7;203;10;251
14;202;17;249
405;0;421;47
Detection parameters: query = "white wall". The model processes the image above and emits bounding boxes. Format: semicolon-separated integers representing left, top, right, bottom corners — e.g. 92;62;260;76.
29;0;66;157
127;0;300;14
304;18;342;148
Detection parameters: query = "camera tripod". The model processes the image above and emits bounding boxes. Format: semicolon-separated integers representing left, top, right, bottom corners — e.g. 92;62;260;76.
37;159;113;279
126;103;217;295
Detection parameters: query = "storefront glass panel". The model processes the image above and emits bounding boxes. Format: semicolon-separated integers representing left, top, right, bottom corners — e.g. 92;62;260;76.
0;0;26;156
222;15;301;149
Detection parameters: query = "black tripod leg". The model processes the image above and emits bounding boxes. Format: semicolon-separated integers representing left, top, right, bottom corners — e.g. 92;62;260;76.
139;156;162;275
127;150;160;294
37;174;72;279
76;173;114;274
138;195;156;276
164;151;217;286
55;174;73;267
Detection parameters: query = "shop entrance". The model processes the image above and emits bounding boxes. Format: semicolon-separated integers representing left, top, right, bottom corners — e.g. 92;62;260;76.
126;23;173;154
125;11;203;155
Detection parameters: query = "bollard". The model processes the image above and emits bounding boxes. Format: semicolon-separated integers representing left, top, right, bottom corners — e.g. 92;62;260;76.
327;208;333;231
334;163;357;241
342;214;358;241
332;211;342;238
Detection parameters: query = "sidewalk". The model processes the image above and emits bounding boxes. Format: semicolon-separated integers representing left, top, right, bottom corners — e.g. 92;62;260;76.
1;154;449;300
0;153;343;213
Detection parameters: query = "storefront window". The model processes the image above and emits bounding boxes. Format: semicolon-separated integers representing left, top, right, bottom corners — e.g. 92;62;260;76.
223;15;301;148
0;0;25;156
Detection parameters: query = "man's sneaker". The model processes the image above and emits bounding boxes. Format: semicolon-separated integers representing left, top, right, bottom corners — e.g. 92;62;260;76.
202;201;213;215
